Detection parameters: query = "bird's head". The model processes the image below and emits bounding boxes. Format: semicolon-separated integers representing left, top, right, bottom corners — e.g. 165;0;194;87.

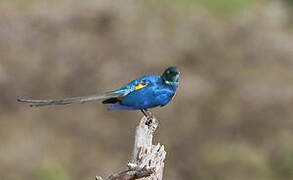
161;66;180;85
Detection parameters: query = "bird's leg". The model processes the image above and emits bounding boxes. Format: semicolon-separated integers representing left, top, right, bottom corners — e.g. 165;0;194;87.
140;109;154;126
141;109;148;117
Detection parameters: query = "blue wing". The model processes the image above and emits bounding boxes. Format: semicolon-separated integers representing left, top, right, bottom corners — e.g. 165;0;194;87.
114;75;158;94
107;75;175;110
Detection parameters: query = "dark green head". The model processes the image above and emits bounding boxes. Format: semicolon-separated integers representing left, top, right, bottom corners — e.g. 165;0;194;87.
161;66;180;85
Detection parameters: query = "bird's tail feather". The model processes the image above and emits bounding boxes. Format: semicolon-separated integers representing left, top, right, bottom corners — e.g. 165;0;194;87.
17;91;121;107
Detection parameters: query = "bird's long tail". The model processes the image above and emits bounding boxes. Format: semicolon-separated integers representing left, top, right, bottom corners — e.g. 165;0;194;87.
17;91;121;107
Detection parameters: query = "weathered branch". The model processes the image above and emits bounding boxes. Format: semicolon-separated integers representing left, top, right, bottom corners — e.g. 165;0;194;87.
95;167;154;180
96;115;166;180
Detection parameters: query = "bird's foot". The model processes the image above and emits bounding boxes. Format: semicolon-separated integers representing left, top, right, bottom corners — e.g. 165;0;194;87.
141;109;154;126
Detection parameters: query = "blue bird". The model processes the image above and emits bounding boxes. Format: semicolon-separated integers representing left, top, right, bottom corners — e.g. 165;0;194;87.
17;66;180;117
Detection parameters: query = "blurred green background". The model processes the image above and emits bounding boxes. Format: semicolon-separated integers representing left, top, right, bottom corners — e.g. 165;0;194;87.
1;0;293;179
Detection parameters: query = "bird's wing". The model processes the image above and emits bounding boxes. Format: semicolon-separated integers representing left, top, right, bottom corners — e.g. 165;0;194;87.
102;79;152;104
115;76;153;95
115;78;151;98
17;91;122;107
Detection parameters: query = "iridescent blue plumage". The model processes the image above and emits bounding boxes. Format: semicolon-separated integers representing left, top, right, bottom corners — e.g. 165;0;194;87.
107;74;178;110
17;66;180;116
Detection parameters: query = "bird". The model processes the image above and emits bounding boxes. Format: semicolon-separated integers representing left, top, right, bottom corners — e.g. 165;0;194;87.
17;66;179;118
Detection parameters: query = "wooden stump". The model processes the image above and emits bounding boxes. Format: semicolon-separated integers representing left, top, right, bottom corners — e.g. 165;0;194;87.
96;115;166;180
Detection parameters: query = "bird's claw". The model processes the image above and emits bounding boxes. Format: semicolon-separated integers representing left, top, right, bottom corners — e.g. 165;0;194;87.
141;109;154;126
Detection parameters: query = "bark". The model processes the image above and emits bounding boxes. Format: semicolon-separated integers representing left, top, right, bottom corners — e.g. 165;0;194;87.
96;115;166;180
